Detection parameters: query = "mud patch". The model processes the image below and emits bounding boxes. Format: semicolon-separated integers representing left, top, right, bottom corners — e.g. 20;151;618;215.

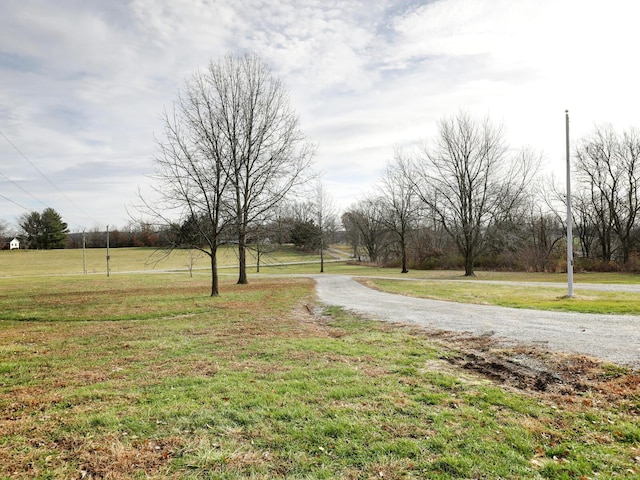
425;328;638;407
452;350;563;392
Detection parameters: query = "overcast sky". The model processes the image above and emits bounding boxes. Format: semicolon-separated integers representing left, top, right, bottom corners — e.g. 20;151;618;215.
1;0;638;232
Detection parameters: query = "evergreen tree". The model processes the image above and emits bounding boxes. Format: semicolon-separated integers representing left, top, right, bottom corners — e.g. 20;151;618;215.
19;208;69;249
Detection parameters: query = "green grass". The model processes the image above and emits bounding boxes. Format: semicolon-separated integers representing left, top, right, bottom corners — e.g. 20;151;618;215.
362;278;640;315
0;245;324;277
0;273;639;479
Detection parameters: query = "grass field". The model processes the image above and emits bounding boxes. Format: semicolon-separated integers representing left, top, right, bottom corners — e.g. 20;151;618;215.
0;245;324;277
0;248;639;478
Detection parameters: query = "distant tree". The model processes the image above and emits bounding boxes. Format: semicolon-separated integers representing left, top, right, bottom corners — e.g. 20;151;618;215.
342;197;389;263
86;226;106;248
246;220;279;273
571;191;602;259
312;181;337;273
524;211;565;271
133;222;160;247
414;111;538;276
0;219;8;240
19;211;40;249
290;220;321;251
379;148;420;273
19;208;69;249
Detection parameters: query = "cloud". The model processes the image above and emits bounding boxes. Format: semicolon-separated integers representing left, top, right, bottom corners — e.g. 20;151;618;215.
1;0;640;229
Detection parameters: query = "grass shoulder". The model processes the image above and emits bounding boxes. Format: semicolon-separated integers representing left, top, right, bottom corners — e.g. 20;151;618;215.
360;276;640;315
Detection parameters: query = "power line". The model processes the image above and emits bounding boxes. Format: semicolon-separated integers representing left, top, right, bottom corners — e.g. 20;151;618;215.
0;129;97;225
0;191;30;212
0;171;49;209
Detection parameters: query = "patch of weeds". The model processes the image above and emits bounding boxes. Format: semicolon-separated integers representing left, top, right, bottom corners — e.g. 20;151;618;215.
602;363;630;378
414;392;448;405
425;371;461;390
612;422;640;443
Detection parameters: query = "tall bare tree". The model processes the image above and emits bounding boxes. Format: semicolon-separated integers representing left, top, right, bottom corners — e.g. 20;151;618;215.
143;66;232;296
414;111;538;276
313;180;337;273
379;148;419;273
142;53;313;295
209;54;314;284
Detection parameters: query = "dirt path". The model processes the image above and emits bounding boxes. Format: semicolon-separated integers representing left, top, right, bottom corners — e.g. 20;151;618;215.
312;275;640;369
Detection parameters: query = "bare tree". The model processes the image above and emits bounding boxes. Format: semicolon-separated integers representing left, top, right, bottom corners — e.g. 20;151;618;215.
313;180;337;273
342;197;389;264
414;111;538;276
209;54;314;284
574;125;640;264
379;147;420;273
142;67;231;296
141;53;313;295
571;191;606;260
0;219;8;240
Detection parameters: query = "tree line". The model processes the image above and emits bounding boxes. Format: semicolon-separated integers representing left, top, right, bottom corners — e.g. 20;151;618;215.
342;113;640;276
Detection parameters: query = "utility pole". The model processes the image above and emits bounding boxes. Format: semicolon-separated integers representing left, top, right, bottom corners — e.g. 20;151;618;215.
82;230;87;275
106;225;111;277
565;110;574;297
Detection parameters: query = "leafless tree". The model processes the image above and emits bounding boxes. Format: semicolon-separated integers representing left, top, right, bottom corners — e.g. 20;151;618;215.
142;67;232;296
571;190;606;260
141;53;313;294
209;54;315;284
342;197;390;264
414;111;538;276
312;180;337;273
574;125;640;264
379;147;420;273
0;219;9;240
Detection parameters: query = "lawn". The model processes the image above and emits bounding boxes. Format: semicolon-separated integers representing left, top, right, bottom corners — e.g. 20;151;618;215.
0;245;324;277
361;278;640;315
0;271;639;479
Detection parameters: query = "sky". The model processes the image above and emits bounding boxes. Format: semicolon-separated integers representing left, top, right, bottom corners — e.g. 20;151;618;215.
1;0;639;233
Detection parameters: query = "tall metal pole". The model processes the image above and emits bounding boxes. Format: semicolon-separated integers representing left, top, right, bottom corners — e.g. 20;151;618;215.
106;225;111;277
565;110;574;297
82;231;87;275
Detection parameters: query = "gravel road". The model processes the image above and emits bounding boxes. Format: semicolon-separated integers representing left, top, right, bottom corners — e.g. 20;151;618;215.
312;275;640;368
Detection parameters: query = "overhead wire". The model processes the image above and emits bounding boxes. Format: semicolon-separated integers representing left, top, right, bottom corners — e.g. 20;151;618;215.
0;129;98;227
0;171;49;210
0;191;30;212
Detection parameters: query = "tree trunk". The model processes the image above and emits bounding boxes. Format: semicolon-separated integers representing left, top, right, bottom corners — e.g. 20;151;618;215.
400;233;408;273
237;231;248;284
464;249;476;276
210;251;219;297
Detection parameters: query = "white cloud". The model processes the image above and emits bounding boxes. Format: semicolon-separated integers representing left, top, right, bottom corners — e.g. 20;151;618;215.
1;0;639;228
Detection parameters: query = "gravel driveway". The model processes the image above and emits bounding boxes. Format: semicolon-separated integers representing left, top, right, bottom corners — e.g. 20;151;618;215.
312;275;640;368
